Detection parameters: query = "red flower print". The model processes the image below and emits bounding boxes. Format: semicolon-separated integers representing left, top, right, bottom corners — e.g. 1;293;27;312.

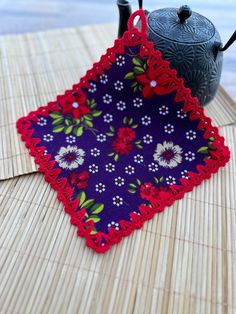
69;170;89;189
117;127;136;142
60;94;91;119
77;181;88;189
70;172;78;186
112;138;133;155
140;182;156;199
136;66;176;99
77;171;89;181
111;127;136;155
140;183;172;203
153;186;172;200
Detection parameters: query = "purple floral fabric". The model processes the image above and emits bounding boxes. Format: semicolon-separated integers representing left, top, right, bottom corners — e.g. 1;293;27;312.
29;44;212;235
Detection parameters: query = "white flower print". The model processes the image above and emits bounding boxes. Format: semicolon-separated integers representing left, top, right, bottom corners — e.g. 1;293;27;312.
95;183;106;193
186;130;197;140
141;115;151;126
37;117;47;126
43;134;54;142
181;170;190;179
89;164;99;173
88;82;96;93
55;145;85;170
107;221;120;230
105;163;115;172
116;55;125;67
177;109;187;119
97;134;107;142
185;151;196;161
112;196;124;207
153;141;182;169
90;148;100;157
116;101;126;111
66;135;76;144
100;74;108;84
143;134;153;144
148;162;159;172
159;105;169;115
166;176;176;185
164;124;174;134
44;149;48;155
114;80;124;91
103;113;113;123
103;94;112;104
133;98;143;108
134;154;144;164
125;165;135;175
114;176;125;186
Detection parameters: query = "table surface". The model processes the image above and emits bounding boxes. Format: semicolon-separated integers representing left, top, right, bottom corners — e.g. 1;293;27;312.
0;0;235;101
0;6;236;313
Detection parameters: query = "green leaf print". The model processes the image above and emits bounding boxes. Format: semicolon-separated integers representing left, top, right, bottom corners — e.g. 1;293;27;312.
53;125;65;133
91;204;104;214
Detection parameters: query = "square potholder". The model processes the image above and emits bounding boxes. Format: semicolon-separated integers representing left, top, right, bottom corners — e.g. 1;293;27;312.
16;10;230;253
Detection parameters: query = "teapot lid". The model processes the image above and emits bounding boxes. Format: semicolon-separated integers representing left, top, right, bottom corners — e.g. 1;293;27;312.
148;5;215;44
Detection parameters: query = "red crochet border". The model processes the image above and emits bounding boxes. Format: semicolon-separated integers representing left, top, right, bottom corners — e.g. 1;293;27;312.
16;10;230;253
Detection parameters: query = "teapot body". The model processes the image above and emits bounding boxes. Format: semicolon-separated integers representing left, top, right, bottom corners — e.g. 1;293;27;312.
117;3;234;106
146;9;223;106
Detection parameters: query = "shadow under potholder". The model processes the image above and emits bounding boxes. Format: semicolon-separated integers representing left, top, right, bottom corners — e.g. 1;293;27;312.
16;10;230;253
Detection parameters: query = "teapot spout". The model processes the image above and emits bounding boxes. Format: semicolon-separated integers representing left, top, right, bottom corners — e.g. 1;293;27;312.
117;0;132;38
219;30;236;52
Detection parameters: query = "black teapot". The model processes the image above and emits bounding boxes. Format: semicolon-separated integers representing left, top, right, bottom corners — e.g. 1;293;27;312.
117;0;236;106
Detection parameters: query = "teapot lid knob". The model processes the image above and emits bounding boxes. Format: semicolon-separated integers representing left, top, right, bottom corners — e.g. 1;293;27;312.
177;5;192;23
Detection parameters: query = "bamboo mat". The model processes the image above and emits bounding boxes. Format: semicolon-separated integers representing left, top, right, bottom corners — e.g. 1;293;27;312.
0;125;235;313
0;24;236;180
0;22;236;313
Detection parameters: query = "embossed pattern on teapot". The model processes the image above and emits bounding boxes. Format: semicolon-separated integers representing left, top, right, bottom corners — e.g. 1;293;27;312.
117;1;236;106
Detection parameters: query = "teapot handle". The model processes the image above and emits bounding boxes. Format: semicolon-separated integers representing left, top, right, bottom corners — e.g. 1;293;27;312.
117;0;132;38
219;30;236;52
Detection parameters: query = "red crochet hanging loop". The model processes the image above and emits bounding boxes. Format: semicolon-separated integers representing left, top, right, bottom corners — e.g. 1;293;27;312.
128;9;147;34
